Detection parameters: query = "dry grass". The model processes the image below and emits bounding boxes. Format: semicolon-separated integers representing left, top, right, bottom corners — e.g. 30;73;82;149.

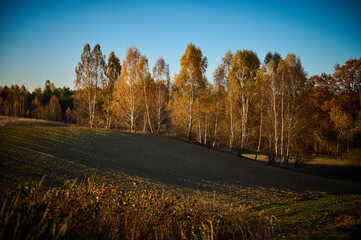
0;178;274;240
0;116;70;127
242;153;359;167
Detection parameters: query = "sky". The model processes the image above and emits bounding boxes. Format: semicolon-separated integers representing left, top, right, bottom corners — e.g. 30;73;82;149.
0;0;360;91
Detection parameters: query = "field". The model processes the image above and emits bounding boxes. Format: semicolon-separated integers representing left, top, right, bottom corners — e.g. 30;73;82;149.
1;118;361;239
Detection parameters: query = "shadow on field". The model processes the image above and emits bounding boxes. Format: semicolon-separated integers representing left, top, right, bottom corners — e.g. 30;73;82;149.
297;163;361;182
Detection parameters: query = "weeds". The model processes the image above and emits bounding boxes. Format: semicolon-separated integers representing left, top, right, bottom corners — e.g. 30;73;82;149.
0;178;274;239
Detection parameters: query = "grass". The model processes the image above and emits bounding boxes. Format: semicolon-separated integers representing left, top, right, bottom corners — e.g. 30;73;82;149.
0;178;274;239
240;152;361;182
242;153;357;166
1;125;361;239
311;156;354;166
260;194;361;239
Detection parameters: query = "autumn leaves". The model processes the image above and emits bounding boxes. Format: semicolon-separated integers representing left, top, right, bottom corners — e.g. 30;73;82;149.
74;43;306;159
75;45;171;132
74;43;361;159
113;47;170;132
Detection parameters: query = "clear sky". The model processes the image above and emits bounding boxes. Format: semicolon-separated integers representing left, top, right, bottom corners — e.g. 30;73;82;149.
0;0;360;91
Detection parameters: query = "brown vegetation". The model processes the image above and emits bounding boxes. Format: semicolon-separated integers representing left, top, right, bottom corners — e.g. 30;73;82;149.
0;178;274;239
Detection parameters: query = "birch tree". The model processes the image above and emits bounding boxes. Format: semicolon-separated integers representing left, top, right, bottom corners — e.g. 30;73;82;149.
75;43;105;128
264;52;281;163
103;51;121;129
281;54;307;163
212;63;227;147
138;55;153;132
214;51;233;149
153;57;170;133
278;60;287;163
172;43;207;138
254;65;267;160
114;46;141;130
229;50;260;151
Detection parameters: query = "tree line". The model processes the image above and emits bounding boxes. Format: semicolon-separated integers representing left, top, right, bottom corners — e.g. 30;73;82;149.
0;80;74;122
1;43;360;161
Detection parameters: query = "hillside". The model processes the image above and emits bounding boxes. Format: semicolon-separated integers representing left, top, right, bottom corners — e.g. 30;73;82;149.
1;120;361;238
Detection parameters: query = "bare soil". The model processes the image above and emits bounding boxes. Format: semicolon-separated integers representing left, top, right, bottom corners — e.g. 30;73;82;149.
92;132;361;194
1;117;360;198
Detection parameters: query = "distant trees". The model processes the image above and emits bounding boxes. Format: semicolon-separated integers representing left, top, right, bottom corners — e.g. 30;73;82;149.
0;80;74;122
0;85;30;118
43;95;62;121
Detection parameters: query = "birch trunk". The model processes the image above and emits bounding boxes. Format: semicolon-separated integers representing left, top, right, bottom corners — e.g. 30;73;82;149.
197;101;202;143
187;86;194;138
130;86;135;130
88;85;93;128
143;79;153;133
212;95;220;147
157;87;162;133
280;76;284;164
229;94;234;150
204;115;208;145
198;117;202;143
255;105;263;161
272;75;278;164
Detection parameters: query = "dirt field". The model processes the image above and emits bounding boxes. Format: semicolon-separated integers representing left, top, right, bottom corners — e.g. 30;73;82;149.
0;118;360;198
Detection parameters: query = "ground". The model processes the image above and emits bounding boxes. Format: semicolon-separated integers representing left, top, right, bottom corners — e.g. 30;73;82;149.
1;116;361;238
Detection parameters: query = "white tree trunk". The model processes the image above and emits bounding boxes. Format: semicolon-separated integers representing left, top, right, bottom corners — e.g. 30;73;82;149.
229;95;234;150
157;87;162;133
256;106;263;161
280;76;284;164
187;88;194;138
272;75;278;164
143;80;153;133
204;115;208;145
212;96;220;147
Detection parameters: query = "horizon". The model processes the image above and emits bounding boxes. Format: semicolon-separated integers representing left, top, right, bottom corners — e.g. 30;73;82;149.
1;0;361;91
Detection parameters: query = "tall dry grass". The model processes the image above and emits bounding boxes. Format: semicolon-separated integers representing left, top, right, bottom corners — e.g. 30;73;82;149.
0;177;274;239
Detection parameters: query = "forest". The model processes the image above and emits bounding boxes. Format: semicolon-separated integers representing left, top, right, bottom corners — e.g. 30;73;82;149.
1;43;360;162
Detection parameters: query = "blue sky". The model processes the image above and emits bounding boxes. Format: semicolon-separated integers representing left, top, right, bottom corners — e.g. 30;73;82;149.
0;0;360;91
